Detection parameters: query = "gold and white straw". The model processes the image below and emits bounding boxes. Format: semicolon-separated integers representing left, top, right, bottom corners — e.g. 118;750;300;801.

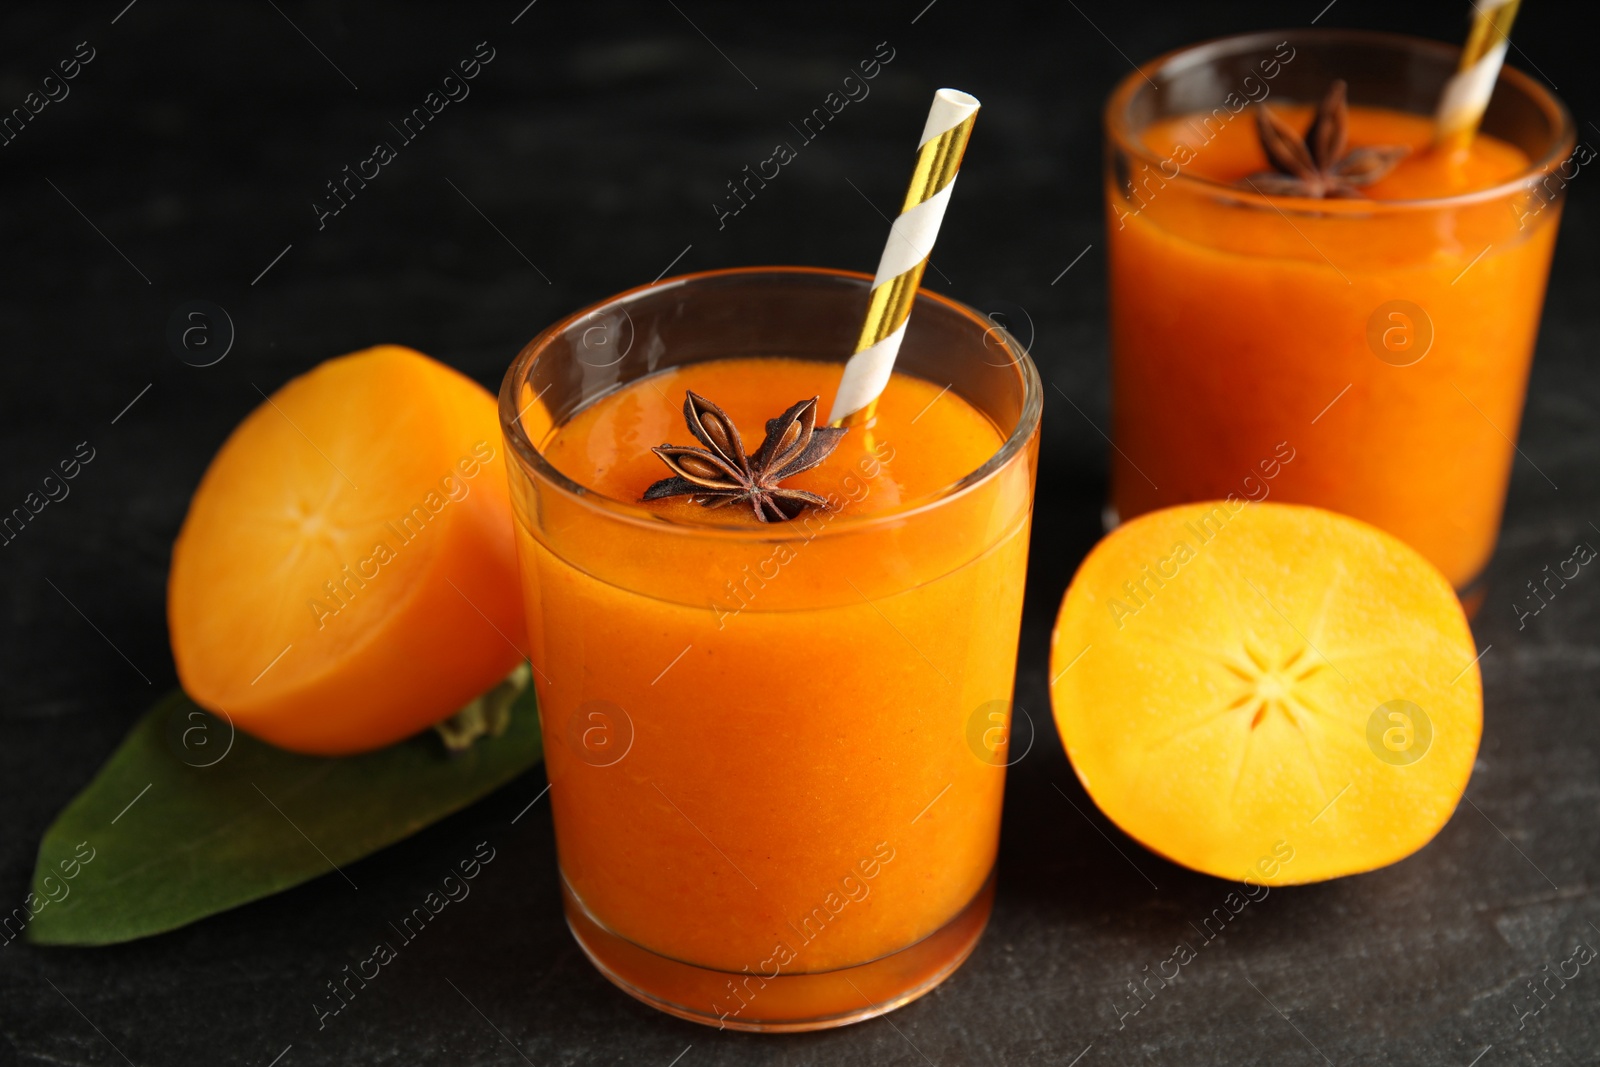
828;88;980;426
1434;0;1521;149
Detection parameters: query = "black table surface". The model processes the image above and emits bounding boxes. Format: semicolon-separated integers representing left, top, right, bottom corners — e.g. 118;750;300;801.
3;1;1597;1064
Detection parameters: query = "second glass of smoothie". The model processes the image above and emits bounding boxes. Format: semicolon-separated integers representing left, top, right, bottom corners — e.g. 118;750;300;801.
1104;29;1575;595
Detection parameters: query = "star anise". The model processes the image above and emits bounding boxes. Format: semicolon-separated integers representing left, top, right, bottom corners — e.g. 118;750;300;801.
1243;79;1409;198
642;391;847;522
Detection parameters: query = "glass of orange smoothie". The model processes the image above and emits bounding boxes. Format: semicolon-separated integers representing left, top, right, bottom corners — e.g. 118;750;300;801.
1104;29;1575;596
499;267;1041;1030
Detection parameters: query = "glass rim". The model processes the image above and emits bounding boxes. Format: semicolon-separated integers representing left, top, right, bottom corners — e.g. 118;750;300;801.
1104;27;1578;214
498;265;1044;541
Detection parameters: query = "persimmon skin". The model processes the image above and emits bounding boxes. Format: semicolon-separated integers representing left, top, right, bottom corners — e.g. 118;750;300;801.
1050;502;1482;885
168;345;525;755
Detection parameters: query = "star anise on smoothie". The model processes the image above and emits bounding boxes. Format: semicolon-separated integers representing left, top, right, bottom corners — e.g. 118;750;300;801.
1243;79;1409;198
643;391;847;522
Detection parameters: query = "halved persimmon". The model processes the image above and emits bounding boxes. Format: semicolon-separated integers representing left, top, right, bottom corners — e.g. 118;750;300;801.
1050;501;1482;884
168;345;525;755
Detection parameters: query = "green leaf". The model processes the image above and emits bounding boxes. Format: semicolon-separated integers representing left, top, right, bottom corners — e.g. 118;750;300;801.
23;664;541;946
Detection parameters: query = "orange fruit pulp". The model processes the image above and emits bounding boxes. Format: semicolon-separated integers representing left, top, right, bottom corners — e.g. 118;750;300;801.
511;356;1036;1023
169;346;526;754
1050;501;1483;884
1109;103;1557;590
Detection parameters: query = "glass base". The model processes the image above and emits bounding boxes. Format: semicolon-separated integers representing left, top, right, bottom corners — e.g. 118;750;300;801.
563;871;996;1032
1456;570;1487;621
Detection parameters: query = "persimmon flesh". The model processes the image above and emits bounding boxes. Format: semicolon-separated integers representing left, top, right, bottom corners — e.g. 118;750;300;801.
168;345;525;754
1050;502;1482;884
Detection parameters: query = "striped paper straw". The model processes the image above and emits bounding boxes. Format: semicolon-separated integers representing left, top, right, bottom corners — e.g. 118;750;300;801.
1434;0;1522;150
828;88;980;426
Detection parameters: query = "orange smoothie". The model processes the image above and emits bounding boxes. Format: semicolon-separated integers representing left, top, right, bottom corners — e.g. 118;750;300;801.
506;349;1036;1028
1108;102;1561;590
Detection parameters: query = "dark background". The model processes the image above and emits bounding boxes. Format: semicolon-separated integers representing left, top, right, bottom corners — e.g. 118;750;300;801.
3;1;1598;1064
